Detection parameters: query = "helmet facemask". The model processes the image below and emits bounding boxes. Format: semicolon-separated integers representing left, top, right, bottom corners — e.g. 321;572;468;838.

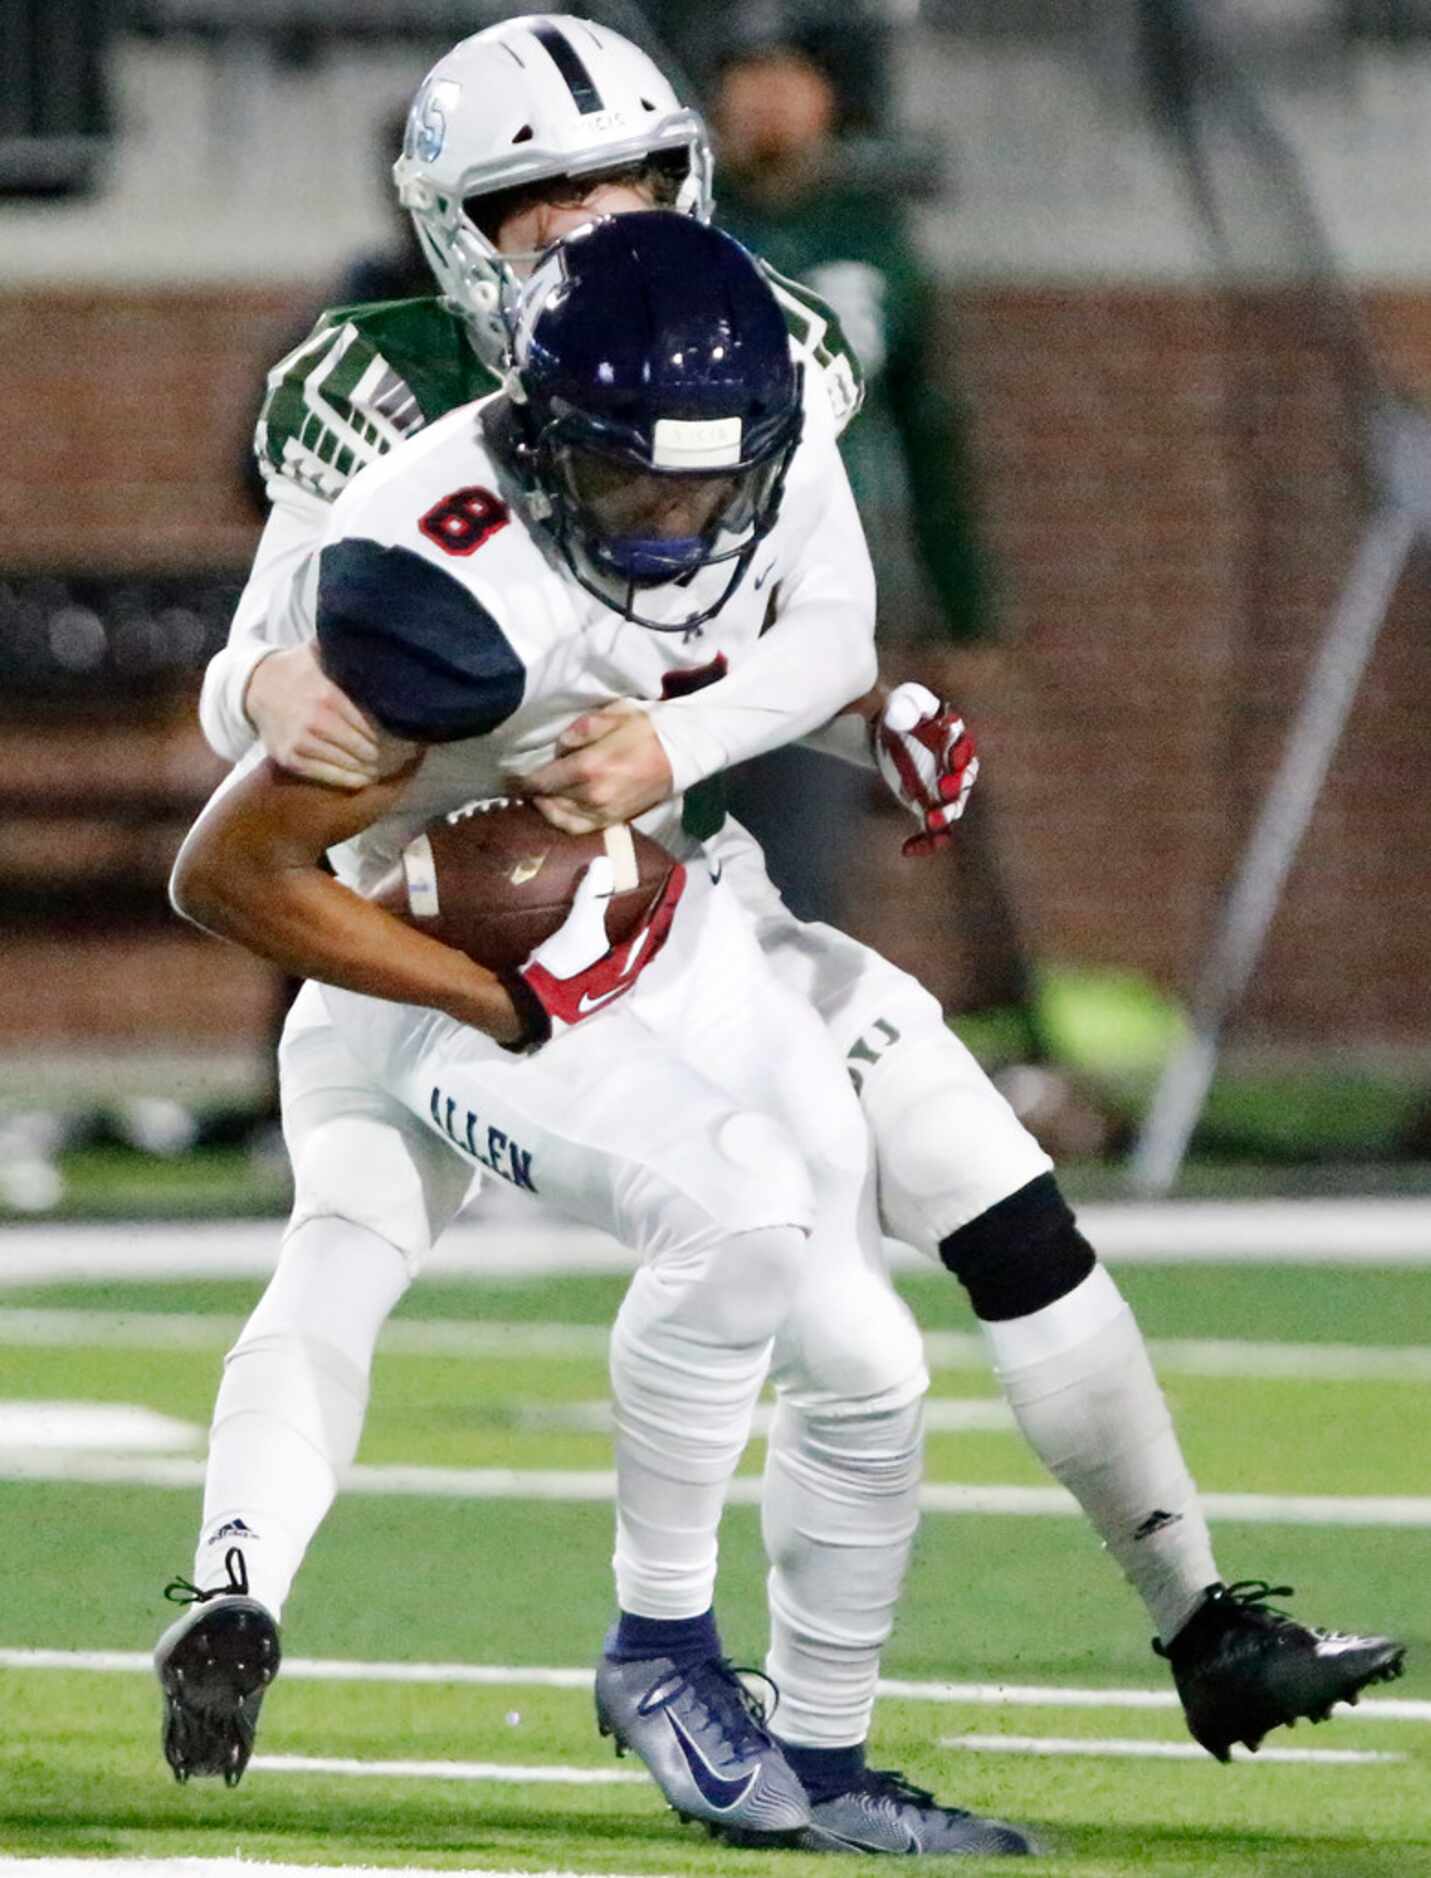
528;395;803;633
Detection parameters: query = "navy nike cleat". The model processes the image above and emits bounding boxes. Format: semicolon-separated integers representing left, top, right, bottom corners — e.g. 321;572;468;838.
594;1650;810;1843
1156;1579;1406;1763
154;1546;281;1787
797;1767;1037;1856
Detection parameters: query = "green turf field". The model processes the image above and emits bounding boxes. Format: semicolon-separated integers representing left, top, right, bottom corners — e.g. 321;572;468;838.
2;1252;1427;1876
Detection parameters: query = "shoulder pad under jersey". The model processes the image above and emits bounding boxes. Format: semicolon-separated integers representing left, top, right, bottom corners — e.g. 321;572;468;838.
255;296;499;503
317;535;525;745
757;260;865;438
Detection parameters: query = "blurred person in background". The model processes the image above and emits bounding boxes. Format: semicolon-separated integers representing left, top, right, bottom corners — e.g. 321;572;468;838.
174;11;1404;1814
699;2;1000;921
696;0;1110;1157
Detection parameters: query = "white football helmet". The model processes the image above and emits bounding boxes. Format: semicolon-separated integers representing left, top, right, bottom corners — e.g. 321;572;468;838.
394;15;713;367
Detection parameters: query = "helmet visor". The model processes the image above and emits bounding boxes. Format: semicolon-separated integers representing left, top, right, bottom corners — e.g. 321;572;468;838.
555;446;779;585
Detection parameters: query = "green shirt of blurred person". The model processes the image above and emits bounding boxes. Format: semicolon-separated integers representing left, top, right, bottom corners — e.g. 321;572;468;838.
709;38;996;660
703;20;1035;1027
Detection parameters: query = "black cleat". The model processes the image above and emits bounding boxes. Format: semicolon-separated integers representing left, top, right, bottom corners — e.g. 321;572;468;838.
1155;1579;1406;1763
796;1767;1038;1856
154;1546;281;1788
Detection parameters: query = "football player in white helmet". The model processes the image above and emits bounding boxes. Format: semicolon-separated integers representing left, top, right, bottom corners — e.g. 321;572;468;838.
393;14;712;368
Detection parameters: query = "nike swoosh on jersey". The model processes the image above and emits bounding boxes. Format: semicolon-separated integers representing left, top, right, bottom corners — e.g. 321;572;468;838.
665;1710;759;1813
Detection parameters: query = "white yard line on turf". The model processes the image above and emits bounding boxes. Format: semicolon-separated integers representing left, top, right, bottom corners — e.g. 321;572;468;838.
941;1734;1405;1764
0;1401;198;1450
252;1753;645;1785
0;1864;674;1878
0;1310;615;1360
5;1196;1431;1283
508;1398;1016;1434
4;1450;1431;1526
4;1647;1427;1725
2;1307;1429;1383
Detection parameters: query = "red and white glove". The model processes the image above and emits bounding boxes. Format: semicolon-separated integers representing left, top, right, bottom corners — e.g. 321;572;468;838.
872;681;980;858
499;855;687;1050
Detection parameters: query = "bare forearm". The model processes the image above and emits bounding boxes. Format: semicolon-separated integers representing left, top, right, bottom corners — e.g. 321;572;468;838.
185;862;518;1039
170;758;523;1043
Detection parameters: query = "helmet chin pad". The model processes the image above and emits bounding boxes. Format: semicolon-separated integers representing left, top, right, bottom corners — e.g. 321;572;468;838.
593;534;707;586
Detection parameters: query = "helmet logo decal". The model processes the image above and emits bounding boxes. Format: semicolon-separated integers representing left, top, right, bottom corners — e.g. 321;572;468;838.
651;416;743;470
531;21;604;115
409;79;460;164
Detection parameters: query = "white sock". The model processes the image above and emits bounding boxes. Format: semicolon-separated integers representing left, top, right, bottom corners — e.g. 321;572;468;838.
762;1396;923;1747
194;1215;410;1619
609;1226;804;1619
982;1265;1218;1642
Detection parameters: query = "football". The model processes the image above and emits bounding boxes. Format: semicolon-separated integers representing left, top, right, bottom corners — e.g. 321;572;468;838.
370;798;678;974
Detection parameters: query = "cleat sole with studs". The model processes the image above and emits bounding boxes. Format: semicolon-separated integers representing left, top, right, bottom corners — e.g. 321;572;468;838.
156;1597;280;1787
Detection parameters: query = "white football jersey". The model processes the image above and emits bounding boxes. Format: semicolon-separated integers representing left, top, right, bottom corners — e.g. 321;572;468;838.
315;390;876;894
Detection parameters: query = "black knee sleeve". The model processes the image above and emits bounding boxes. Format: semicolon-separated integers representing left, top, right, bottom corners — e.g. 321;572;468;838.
938;1173;1096;1322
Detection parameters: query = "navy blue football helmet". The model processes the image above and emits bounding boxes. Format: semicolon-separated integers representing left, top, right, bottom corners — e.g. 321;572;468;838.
507;211;803;630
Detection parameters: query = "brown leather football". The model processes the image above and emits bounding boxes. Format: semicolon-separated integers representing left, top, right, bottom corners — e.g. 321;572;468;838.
370;798;677;974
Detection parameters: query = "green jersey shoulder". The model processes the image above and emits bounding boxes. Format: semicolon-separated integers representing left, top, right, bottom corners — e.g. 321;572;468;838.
255;265;864;505
255;296;498;502
758;261;865;436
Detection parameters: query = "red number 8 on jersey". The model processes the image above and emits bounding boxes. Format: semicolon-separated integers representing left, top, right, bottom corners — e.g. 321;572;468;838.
419;485;510;556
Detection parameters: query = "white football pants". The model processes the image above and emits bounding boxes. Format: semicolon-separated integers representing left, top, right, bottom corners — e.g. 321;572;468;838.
198;866;924;1748
711;818;1053;1250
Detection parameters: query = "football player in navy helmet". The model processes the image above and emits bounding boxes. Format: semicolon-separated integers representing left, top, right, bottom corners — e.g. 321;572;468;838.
165;208;1041;1855
505;215;804;629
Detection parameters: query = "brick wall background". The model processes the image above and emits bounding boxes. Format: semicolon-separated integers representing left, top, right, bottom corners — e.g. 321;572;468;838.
3;282;1429;1052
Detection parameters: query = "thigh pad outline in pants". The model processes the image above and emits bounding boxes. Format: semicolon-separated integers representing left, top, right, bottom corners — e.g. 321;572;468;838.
278;988;476;1274
722;844;1051;1252
361;997;817;1261
771;1261;928;1419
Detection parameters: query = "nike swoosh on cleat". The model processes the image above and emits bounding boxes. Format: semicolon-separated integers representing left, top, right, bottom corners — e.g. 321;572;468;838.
810;1823;920;1853
1315;1636;1395;1658
665;1710;759;1813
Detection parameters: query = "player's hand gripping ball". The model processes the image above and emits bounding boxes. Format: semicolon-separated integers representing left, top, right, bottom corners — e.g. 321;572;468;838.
372;798;685;1047
872;681;980;858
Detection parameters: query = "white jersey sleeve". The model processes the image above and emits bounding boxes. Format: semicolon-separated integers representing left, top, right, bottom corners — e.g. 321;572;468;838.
196;478;328;762
644;420;878;794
